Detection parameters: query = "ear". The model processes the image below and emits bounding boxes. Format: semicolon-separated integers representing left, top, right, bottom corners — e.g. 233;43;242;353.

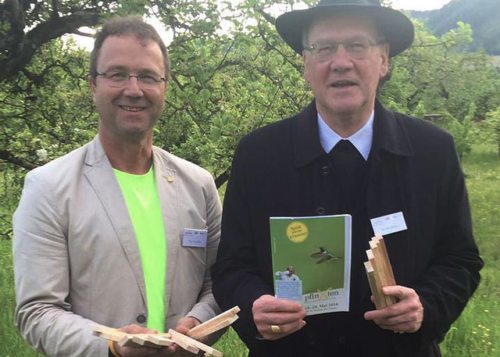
379;44;390;78
88;75;97;102
303;51;311;84
163;80;169;95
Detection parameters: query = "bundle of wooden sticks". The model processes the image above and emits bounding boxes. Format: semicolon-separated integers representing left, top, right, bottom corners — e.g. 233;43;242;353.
364;236;397;309
93;306;240;357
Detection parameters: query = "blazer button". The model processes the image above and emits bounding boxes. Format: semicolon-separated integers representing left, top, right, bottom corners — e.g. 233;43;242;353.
136;314;147;324
321;165;330;176
316;207;326;215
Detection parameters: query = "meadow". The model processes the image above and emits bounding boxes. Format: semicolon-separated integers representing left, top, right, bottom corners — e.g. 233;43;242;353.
0;143;498;357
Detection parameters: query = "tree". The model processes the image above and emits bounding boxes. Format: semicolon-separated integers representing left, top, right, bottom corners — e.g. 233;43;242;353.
380;20;500;157
0;0;137;82
154;0;313;186
477;107;500;156
0;37;94;239
1;1;500;240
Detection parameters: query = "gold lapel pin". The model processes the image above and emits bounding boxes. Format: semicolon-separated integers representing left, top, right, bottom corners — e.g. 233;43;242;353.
167;176;174;183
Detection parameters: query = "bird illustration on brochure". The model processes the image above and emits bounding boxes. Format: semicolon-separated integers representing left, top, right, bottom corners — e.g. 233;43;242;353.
270;214;352;315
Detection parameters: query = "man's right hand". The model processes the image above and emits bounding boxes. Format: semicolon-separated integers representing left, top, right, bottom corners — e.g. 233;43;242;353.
252;294;306;340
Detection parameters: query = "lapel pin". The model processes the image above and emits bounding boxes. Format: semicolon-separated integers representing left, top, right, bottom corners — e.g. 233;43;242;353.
167;176;174;183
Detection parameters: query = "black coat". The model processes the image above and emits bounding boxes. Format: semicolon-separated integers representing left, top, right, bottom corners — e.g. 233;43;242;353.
211;101;483;357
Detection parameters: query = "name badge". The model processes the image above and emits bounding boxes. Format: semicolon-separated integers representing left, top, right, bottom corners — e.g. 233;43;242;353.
182;228;208;248
370;212;407;236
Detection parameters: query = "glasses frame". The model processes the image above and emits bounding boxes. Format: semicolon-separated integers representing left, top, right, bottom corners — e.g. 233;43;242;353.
303;38;386;61
95;71;167;88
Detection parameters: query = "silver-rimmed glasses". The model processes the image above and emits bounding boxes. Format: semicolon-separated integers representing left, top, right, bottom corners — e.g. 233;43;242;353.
303;38;386;61
96;71;166;89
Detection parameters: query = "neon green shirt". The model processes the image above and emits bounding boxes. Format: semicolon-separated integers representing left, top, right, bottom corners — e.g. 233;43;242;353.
114;166;166;332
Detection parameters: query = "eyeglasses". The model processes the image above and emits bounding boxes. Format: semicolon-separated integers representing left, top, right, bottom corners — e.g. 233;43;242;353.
303;38;386;61
96;71;166;88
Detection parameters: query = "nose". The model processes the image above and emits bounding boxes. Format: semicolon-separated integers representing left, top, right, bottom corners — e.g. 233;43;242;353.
122;76;144;96
329;44;354;71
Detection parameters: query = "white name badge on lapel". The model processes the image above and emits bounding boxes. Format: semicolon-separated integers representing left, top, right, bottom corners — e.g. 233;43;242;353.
182;228;208;248
370;212;407;236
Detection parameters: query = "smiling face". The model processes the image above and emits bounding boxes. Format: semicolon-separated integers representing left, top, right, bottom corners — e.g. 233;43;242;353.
303;14;389;131
90;34;167;143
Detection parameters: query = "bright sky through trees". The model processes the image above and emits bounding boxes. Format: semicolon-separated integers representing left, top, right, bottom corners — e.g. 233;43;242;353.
69;0;453;51
392;0;451;11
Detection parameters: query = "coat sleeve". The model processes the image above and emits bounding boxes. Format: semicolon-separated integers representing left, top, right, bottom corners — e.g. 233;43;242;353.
186;173;223;340
12;169;109;357
211;140;274;346
413;134;483;342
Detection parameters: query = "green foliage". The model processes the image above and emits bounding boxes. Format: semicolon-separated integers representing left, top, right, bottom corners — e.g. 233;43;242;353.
439;144;500;356
472;107;500;156
155;0;312;181
213;327;248;356
381;20;500;156
1;40;96;163
412;0;500;55
0;241;43;356
438;103;475;158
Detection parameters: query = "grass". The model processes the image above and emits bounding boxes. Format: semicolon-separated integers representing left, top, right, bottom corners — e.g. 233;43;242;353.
0;240;43;357
1;143;498;357
439;144;500;356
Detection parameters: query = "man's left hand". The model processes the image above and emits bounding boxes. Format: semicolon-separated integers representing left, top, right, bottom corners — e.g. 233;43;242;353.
172;316;208;356
174;316;201;335
363;285;424;333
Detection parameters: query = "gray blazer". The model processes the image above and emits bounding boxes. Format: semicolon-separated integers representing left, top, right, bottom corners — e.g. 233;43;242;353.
13;136;222;356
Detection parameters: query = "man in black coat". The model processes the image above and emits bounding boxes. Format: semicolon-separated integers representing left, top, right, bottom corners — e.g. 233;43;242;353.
211;1;483;356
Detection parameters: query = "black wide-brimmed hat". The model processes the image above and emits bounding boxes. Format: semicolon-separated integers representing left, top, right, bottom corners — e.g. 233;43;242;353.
275;0;414;57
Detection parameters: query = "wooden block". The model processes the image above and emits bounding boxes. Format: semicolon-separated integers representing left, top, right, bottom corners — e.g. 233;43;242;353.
364;236;397;308
169;329;223;357
188;314;239;340
187;306;240;339
93;325;168;349
93;323;222;355
130;334;162;348
369;241;392;306
168;329;201;354
146;333;174;347
364;261;386;309
373;236;396;285
93;325;127;342
117;334;140;347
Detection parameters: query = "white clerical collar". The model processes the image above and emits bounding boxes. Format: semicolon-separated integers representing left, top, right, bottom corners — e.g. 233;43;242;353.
317;111;374;161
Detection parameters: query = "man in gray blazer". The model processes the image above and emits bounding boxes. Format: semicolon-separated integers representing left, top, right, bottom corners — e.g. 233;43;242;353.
13;16;221;357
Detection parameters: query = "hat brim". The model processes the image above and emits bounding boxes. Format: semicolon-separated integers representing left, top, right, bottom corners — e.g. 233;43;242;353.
275;5;414;57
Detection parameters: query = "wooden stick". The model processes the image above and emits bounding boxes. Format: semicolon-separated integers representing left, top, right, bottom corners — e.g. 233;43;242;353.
364;236;397;309
168;329;223;357
93;325;171;348
373;235;396;284
92;325;127;342
145;334;174;347
364;260;386;309
369;240;395;306
187;306;240;339
93;314;229;356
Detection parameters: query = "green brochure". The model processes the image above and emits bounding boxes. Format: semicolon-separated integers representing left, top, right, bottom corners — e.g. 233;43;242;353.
270;215;352;315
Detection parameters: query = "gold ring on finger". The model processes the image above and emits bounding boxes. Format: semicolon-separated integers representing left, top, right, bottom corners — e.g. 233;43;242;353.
270;324;281;334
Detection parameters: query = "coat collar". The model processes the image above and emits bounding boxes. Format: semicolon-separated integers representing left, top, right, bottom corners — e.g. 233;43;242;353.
292;100;414;168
